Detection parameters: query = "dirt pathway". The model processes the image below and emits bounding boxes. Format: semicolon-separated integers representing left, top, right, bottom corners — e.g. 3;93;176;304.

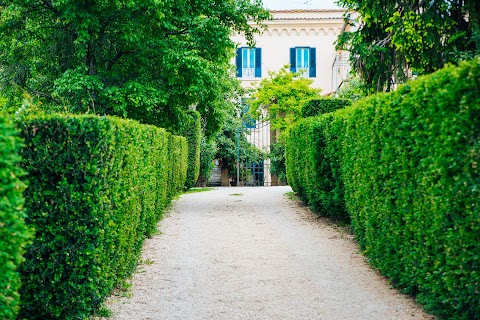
107;187;434;320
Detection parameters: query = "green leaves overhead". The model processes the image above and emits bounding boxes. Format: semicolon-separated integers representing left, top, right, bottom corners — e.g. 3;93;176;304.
248;66;321;135
0;0;269;136
337;0;480;93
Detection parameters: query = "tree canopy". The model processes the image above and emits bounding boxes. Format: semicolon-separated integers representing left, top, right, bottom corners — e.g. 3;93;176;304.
337;0;480;93
0;0;269;137
248;66;321;135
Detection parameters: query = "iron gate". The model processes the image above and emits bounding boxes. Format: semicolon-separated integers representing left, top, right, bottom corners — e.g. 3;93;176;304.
236;113;271;187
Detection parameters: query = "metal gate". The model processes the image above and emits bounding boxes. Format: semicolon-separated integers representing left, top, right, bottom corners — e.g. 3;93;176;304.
235;113;271;187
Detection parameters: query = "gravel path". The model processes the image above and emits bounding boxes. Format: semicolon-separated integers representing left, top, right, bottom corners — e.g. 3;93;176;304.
106;186;435;320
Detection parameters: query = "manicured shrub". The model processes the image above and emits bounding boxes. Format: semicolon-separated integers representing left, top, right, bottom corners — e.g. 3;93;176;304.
286;113;348;222
181;110;201;189
0;114;31;320
301;98;351;118
168;134;189;196
286;58;480;319
341;60;480;319
17;114;187;319
197;134;217;187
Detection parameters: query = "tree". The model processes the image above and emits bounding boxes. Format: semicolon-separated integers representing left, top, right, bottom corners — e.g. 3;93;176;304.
0;0;270;137
334;75;367;101
214;108;265;179
248;65;321;135
337;0;480;93
197;134;217;187
247;66;321;184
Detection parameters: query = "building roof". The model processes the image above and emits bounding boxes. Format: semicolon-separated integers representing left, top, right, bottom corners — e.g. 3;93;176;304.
268;9;347;21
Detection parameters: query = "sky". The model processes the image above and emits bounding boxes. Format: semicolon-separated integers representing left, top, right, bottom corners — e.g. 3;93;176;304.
261;0;342;10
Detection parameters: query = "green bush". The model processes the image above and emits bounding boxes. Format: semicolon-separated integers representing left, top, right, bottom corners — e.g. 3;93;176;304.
168;134;189;196
301;98;351;118
286;58;480;319
197;135;217;186
269;142;287;184
17;114;187;319
181;110;201;189
0;114;31;320
286;113;348;222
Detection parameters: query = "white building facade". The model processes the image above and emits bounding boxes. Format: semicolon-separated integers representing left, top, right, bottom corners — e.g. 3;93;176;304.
231;9;350;93
211;9;350;187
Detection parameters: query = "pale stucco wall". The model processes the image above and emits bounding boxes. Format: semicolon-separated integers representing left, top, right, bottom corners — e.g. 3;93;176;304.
231;9;349;95
230;10;351;186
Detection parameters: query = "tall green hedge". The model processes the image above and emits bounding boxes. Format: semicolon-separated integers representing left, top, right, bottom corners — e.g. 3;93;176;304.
181;110;201;189
286;112;348;222
17;114;187;319
0;114;31;320
286;58;480;319
301;98;351;118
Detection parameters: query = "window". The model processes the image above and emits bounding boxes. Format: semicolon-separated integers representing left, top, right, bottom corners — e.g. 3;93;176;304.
290;47;316;77
296;48;310;76
242;48;255;77
236;47;262;78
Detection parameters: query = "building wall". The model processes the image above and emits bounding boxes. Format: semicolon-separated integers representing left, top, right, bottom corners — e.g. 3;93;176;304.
231;9;349;94
226;9;350;186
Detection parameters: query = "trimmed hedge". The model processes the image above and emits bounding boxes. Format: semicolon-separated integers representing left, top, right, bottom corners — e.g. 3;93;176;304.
0;114;31;320
301;98;351;118
181;110;201;189
286;112;348;222
286;58;480;319
17;114;187;319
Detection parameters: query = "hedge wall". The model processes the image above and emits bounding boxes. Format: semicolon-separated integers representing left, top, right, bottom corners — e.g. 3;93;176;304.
286;112;348;222
0;115;31;320
301;98;351;118
181;110;201;189
17;114;187;319
286;58;480;319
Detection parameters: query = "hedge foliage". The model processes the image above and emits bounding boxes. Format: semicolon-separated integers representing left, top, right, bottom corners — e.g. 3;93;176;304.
301;98;351;118
181;110;201;189
286;112;348;222
0;114;31;320
17;114;187;319
286;58;480;319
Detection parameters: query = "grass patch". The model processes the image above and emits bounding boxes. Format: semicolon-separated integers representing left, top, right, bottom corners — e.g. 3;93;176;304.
185;187;214;194
284;191;300;201
116;280;133;299
90;304;112;319
140;258;154;266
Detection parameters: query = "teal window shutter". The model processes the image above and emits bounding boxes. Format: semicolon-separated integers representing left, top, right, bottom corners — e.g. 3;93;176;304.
290;48;296;73
236;48;242;77
255;48;262;77
309;47;316;77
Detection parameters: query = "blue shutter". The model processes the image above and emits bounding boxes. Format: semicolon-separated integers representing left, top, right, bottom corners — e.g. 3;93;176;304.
309;47;316;77
290;48;296;73
236;48;242;77
255;48;262;78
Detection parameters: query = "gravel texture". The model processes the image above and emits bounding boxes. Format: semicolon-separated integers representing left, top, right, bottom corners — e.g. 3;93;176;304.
106;186;435;320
